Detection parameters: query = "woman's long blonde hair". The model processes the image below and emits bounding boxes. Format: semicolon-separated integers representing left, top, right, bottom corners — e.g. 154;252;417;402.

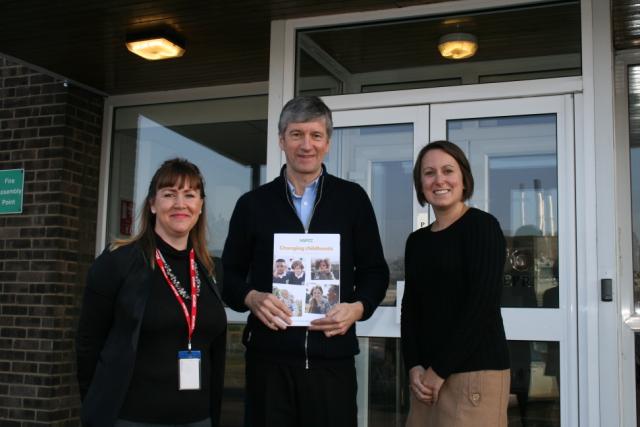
111;158;214;277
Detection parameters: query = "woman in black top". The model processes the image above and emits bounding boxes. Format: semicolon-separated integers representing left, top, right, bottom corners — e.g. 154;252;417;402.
76;158;226;427
401;141;510;427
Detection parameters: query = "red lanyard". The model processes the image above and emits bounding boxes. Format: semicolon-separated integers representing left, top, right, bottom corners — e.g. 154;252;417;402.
155;248;198;350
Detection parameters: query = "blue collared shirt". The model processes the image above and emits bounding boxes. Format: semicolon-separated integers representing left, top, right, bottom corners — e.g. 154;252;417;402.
287;177;319;230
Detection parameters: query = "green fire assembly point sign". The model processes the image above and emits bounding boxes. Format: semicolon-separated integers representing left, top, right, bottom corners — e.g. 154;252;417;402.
0;169;24;214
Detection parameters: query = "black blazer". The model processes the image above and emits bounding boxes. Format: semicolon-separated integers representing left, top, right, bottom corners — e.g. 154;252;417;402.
76;242;224;427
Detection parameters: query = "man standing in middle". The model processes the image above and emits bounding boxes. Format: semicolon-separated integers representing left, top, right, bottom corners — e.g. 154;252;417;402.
222;95;389;427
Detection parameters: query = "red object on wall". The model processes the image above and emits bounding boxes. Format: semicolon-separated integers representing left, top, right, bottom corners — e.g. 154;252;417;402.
120;199;133;236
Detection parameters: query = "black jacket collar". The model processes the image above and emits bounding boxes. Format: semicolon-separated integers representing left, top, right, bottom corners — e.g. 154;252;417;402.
279;164;328;201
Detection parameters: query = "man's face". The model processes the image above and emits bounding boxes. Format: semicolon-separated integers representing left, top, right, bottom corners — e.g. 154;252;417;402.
279;118;330;180
275;261;286;275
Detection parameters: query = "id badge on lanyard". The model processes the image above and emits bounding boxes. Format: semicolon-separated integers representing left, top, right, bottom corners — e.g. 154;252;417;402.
178;350;201;390
155;248;201;390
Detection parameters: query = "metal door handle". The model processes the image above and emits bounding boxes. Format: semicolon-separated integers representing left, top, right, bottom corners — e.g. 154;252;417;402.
601;278;612;302
625;315;640;332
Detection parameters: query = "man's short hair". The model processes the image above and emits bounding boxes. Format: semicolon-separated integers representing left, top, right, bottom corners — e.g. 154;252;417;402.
278;96;333;138
275;258;286;263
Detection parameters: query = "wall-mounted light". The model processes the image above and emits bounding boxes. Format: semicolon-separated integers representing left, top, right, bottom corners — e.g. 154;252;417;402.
438;33;478;60
126;29;185;60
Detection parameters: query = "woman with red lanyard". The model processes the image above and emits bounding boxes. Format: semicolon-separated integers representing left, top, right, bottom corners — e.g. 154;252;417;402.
76;158;226;427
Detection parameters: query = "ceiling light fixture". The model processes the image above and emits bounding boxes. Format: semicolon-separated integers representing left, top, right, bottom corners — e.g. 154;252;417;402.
438;32;478;60
126;31;185;60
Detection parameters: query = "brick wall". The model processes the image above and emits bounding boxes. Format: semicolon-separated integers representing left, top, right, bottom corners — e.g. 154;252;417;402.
0;55;104;426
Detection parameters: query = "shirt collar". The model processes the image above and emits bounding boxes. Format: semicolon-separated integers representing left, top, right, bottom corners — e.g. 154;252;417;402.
286;175;320;198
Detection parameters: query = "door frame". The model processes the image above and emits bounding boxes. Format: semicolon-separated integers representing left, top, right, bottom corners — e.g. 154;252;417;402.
326;95;579;423
267;1;611;425
269;79;586;427
265;0;583;183
430;95;578;425
329;106;429;338
613;49;640;427
310;68;583;427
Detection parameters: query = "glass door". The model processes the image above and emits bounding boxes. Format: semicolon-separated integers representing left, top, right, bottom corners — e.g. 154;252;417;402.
430;95;577;426
616;59;640;427
329;105;428;427
318;95;577;426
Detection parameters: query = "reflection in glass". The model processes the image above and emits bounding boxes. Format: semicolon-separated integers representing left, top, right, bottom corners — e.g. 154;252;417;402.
220;324;246;427
357;337;409;427
357;338;559;427
630;65;640;316
508;340;560;427
295;2;580;95
296;49;342;96
107;96;268;259
629;65;640;425
634;143;640;313
448;115;559;308
327;124;413;306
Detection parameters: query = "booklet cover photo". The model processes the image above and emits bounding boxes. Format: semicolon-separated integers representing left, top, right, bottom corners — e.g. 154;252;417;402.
272;233;340;326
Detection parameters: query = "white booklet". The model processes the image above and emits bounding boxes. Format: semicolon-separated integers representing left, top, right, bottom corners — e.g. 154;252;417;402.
272;233;340;326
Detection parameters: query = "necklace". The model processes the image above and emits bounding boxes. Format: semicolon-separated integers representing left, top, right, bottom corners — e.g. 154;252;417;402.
156;250;201;300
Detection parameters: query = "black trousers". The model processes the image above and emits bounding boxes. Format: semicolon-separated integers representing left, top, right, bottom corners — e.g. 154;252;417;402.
245;356;357;427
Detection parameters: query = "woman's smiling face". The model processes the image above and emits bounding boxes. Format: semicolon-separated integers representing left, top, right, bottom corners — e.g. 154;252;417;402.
150;181;203;242
420;148;465;211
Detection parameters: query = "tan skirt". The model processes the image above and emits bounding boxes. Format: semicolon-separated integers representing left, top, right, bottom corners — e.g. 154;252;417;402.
406;369;510;427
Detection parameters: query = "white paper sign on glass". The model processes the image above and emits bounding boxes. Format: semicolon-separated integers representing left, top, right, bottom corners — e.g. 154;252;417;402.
272;233;341;326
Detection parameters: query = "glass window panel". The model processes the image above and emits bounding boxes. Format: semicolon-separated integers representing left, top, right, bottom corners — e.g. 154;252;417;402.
629;64;640;425
297;50;343;96
447;114;559;308
220;324;246;427
296;2;580;96
630;65;640;314
107;95;268;259
355;338;560;427
508;340;560;426
327;124;413;306
357;337;409;427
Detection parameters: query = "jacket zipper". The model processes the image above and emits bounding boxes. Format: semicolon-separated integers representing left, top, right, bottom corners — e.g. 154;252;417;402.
283;172;325;234
283;171;324;370
304;329;309;370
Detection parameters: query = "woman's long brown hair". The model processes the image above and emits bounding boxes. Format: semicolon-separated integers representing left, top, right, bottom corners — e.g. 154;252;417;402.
110;158;215;277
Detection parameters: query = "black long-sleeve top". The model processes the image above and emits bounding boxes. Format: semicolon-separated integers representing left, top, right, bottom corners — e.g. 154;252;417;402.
76;235;226;427
401;208;510;379
118;236;227;423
